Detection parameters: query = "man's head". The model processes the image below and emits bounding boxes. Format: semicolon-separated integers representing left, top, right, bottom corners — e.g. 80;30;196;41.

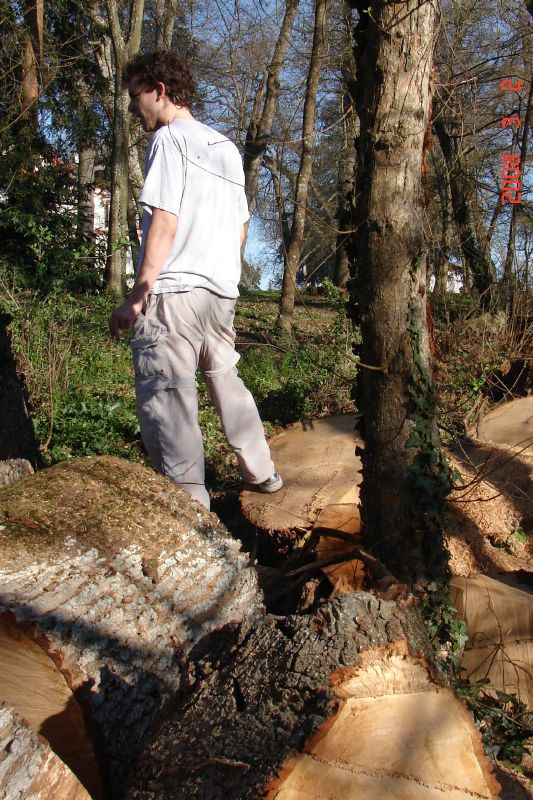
123;51;195;131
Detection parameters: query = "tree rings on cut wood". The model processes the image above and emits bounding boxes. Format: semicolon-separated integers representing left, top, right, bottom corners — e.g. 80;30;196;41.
451;574;533;709
240;415;362;534
314;503;364;592
0;618;102;798
0;456;263;797
0;703;91;800
265;655;500;800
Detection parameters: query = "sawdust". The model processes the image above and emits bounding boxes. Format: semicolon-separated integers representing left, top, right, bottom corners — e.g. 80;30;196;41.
445;439;533;579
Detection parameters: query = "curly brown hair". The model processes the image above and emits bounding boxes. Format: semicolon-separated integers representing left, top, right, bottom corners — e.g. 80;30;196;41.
122;51;195;108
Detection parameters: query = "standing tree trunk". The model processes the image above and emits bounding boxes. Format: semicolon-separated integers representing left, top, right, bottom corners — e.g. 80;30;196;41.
242;0;300;227
433;96;496;297
334;100;356;289
0;315;40;469
264;152;292;257
430;148;452;297
20;0;43;123
77;144;96;240
278;0;330;332
154;0;179;50
334;0;357;288
104;0;144;298
348;0;451;583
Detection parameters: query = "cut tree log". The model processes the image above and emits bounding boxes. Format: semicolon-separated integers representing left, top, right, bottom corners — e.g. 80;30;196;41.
0;618;102;798
0;314;40;468
240;415;361;534
0;456;263;797
0;703;91;800
265;655;500;800
125;593;500;800
313;503;364;592
451;574;533;709
477;397;533;448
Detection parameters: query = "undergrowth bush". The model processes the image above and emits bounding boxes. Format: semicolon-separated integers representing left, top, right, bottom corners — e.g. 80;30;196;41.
432;293;530;439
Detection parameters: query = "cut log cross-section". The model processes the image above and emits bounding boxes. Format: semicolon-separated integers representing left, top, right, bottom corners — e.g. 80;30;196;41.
451;574;533;709
266;655;499;800
240;415;362;535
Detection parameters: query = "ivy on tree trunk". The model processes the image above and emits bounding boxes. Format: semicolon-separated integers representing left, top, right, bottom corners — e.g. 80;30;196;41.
348;0;451;583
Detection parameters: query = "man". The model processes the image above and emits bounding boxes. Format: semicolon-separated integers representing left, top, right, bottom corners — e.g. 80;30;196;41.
109;50;282;509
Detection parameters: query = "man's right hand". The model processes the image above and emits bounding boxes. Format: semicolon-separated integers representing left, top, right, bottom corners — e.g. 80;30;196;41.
109;298;143;340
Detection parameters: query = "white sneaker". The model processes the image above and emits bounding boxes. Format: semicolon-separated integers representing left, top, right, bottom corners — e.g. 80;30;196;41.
257;471;283;493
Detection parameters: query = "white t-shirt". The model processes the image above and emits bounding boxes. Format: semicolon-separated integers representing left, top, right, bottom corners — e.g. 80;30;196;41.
138;119;249;298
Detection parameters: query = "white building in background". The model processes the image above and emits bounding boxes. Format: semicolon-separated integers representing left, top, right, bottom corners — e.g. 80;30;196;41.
429;267;465;293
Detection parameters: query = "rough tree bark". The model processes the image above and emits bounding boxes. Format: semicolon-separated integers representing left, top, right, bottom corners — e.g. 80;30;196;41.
278;0;330;332
0;705;91;800
104;0;144;298
242;0;300;229
348;0;451;582
0;315;40;468
125;591;498;799
20;0;43;123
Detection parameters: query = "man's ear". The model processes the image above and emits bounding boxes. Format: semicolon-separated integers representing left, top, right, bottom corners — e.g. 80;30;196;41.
155;81;166;99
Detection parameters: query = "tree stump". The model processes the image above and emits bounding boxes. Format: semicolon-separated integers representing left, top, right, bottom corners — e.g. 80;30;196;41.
125;592;499;799
0;457;263;797
451;575;533;709
240;415;361;534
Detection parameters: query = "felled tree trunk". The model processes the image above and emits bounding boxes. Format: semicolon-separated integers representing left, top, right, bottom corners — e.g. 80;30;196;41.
0;314;40;468
0;704;91;800
126;592;499;800
0;457;502;800
0;457;263;798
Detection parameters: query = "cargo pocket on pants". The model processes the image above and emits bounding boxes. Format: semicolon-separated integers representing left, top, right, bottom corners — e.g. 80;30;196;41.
130;323;170;382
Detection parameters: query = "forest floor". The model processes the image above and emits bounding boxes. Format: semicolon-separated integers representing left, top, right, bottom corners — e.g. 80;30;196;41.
446;439;533;579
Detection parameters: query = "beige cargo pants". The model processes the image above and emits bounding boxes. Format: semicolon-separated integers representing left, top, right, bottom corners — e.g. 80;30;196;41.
130;288;274;508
